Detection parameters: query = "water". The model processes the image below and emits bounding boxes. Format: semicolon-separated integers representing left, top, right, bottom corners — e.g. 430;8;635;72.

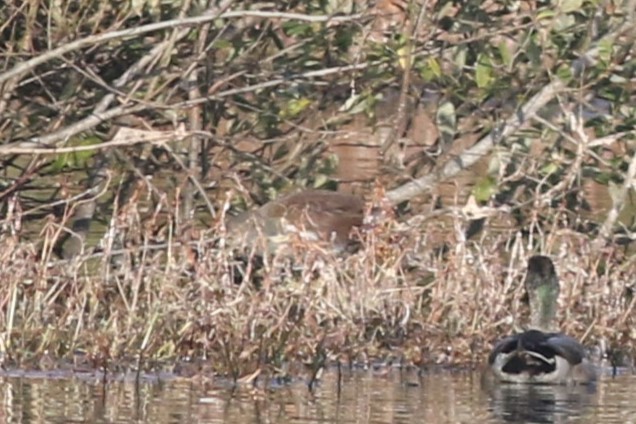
1;369;636;423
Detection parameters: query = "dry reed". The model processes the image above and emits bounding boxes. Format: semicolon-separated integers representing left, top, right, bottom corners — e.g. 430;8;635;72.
0;200;634;381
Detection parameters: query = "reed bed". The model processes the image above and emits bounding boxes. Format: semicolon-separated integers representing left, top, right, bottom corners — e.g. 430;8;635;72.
1;0;634;387
1;201;634;382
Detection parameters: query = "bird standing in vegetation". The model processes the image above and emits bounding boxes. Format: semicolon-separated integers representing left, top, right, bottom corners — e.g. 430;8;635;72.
485;255;597;385
225;189;367;253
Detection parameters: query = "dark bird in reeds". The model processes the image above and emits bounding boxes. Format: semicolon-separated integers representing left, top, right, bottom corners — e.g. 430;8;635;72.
485;255;597;385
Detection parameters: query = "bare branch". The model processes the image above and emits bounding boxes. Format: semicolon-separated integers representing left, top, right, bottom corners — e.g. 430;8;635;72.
0;127;189;155
0;10;363;86
386;79;566;204
594;145;636;247
0;62;372;152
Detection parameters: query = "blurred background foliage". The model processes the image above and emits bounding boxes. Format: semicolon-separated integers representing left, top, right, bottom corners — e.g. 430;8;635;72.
0;0;635;252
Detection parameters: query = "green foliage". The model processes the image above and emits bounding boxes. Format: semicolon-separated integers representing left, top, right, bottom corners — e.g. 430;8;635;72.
436;101;456;146
2;0;636;246
472;176;498;203
497;41;513;69
475;53;494;89
418;57;442;82
280;97;312;119
51;136;101;172
282;21;315;38
2;0;636;379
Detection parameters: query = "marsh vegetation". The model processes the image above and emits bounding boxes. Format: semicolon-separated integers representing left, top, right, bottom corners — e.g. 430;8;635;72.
0;0;635;381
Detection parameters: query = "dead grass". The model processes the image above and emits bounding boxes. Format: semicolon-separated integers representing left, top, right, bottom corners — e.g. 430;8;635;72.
1;0;635;381
1;204;634;381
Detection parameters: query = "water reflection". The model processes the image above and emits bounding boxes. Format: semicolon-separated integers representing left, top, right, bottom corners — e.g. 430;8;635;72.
0;370;635;423
483;382;596;423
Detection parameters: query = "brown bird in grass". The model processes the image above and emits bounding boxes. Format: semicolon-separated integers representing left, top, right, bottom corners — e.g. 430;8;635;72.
484;256;597;385
225;189;369;253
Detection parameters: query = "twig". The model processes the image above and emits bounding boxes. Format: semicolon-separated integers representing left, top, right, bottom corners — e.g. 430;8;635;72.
0;103;147;154
0;62;373;153
0;127;188;155
0;4;363;154
0;1;234;154
0;10;363;86
594;144;636;248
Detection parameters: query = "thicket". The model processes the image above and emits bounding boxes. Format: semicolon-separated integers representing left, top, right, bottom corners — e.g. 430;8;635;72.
0;0;634;378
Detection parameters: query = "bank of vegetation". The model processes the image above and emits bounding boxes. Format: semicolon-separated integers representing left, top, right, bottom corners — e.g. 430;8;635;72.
0;0;635;380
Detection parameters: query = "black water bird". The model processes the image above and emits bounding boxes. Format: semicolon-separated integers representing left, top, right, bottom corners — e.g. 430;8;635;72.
485;255;597;385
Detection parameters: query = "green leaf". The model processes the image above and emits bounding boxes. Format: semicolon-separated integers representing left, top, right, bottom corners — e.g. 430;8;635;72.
598;38;614;65
283;21;313;37
609;73;627;83
52;136;101;171
325;0;354;14
554;14;576;31
539;161;560;176
312;173;329;188
536;9;556;21
475;53;493;89
454;47;467;69
436;101;456;146
498;41;513;68
214;39;233;50
556;63;573;82
419;57;442;81
427;57;442;78
340;92;373;115
526;36;542;67
280;97;312;119
472;176;497;202
397;44;413;70
560;0;584;14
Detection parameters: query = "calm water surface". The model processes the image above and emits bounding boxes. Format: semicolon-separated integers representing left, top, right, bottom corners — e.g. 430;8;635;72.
1;369;635;423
